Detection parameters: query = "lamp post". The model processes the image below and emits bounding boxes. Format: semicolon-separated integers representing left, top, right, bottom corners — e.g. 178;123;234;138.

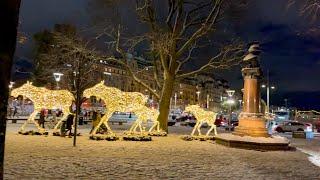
284;99;288;109
226;90;235;131
174;92;177;109
238;99;242;109
206;94;210;109
8;81;14;91
179;91;183;108
53;72;63;89
261;71;275;113
196;91;200;105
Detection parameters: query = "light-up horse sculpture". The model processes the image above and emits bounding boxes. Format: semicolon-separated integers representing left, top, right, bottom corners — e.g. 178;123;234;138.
83;81;160;135
11;82;74;133
185;105;218;136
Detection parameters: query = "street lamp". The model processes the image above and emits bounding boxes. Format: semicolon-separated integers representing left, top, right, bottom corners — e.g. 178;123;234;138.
9;81;15;97
225;89;235;131
206;94;210;109
238;99;243;109
9;81;15;89
261;84;276;113
261;70;276;113
196;91;200;105
174;92;177;109
53;72;63;89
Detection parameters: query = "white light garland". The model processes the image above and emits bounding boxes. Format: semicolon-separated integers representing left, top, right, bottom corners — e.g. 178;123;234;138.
185;105;218;136
83;81;160;135
11;81;74;133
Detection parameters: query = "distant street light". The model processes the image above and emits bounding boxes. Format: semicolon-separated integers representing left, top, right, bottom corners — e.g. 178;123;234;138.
196;91;200;105
261;70;276;113
9;81;15;89
174;93;177;109
226;89;235;131
206;94;210;109
53;72;63;89
238;99;243;109
284;99;288;109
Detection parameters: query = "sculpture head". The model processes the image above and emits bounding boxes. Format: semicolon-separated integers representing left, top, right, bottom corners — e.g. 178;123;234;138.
11;81;36;98
83;80;123;100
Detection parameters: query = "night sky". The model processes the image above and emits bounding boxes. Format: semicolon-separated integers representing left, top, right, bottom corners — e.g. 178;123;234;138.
15;0;320;110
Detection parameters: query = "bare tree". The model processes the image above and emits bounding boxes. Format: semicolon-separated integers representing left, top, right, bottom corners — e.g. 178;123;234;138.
33;24;103;146
288;0;320;22
99;0;246;132
0;0;21;178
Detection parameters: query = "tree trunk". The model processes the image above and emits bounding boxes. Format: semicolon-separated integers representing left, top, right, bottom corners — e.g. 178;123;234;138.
0;0;21;178
73;68;81;147
157;74;175;132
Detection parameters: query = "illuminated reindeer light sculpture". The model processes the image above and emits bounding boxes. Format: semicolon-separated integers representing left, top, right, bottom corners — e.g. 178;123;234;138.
128;105;160;133
185;105;218;136
11;82;74;133
83;81;160;135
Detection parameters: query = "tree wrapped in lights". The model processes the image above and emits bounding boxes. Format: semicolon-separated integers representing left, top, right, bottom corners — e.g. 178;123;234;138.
83;81;160;135
10;81;74;133
185;105;218;137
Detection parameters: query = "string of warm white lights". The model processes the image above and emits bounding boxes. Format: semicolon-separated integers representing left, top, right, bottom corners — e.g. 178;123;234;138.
11;81;74;133
128;104;160;133
185;105;218;136
83;81;160;135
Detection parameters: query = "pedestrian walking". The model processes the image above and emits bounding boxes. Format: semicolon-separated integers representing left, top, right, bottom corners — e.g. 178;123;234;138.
13;106;18;117
65;114;74;137
39;109;46;128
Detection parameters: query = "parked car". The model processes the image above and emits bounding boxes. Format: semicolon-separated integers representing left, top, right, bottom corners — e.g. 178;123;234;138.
215;116;228;127
168;114;177;126
275;121;312;133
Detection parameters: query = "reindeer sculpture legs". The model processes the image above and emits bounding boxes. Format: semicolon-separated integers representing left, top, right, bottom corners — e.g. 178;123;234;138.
197;122;203;136
206;121;217;136
149;121;160;133
91;111;113;135
19;110;44;132
191;121;202;136
129;119;143;133
53;107;70;131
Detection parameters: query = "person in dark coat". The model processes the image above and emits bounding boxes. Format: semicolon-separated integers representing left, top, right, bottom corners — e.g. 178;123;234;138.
39;109;46;128
65;114;74;137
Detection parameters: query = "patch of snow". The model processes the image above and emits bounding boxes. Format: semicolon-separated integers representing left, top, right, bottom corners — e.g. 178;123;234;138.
298;148;320;168
216;133;289;144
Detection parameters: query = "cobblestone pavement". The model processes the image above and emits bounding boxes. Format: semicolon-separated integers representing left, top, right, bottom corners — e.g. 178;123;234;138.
4;123;320;179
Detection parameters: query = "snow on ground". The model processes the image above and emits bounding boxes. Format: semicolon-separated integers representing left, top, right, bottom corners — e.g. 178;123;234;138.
292;137;320;168
297;148;320;168
4;123;320;179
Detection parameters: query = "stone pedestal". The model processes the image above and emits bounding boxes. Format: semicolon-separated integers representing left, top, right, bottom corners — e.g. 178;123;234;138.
233;68;269;137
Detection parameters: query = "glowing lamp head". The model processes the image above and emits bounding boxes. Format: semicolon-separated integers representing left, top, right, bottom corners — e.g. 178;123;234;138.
226;99;235;105
226;90;235;97
53;72;64;82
